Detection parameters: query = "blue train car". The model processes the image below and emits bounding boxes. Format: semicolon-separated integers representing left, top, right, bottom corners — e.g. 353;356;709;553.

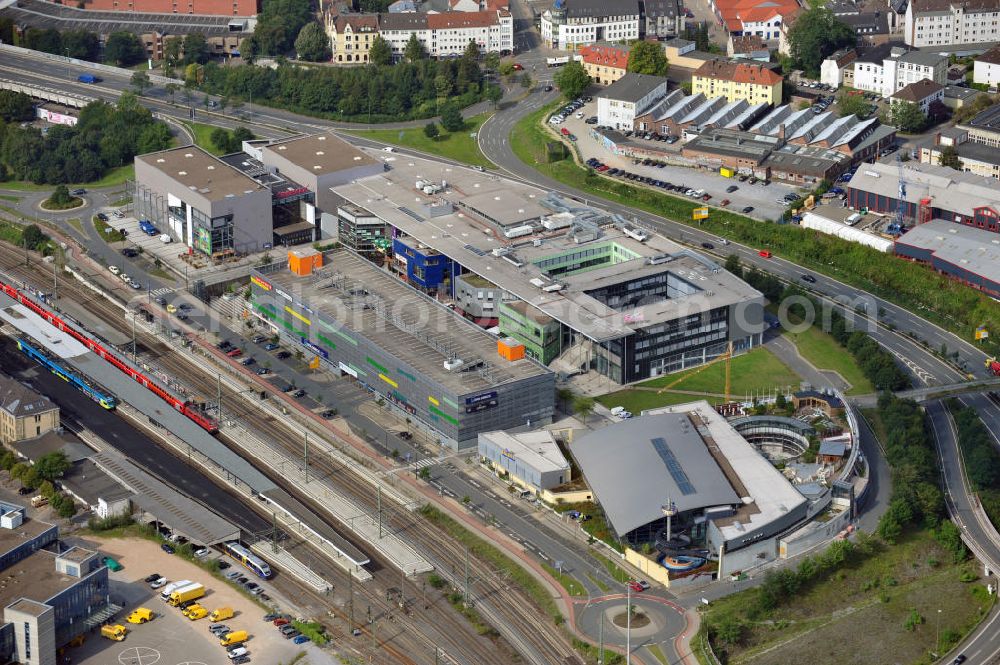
16;338;118;409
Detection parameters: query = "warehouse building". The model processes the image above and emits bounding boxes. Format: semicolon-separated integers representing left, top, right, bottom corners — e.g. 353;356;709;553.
330;154;765;384
478;430;571;491
846;160;1000;230
894;219;1000;298
249;248;555;450
0;505;114;665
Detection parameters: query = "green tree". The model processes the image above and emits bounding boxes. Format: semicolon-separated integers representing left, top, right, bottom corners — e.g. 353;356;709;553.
34;452;70;482
724;254;742;276
295;22;331;62
572;395;596;423
182;32;210;65
553;61;590;100
835;90;870;118
163;37;183;68
211;127;233;152
404;33;426;62
520;73;532;89
440;102;464;132
252;0;315;55
786;6;855;78
498;61;515;78
9;463;27;482
0;451;17;471
424;122;440;140
937;144;962;170
22;224;47;250
886;101;928;133
0;91;36;122
485;84;503;108
104;31;146;67
627;40;669;76
23;28;62;55
21;467;40;491
49;185;73;206
369;35;392;67
232;126;255;144
137;122;173;154
62;29;100;61
184;63;202;87
164;82;179;104
130;71;152;96
483;51;500;75
57;495;76;519
38;480;56;499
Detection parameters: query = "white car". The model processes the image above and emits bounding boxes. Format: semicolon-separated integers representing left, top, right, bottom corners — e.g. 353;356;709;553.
575;112;584;118
119;273;130;282
227;647;248;659
108;265;120;275
382;146;395;153
549;116;564;125
194;547;210;558
149;577;167;589
160;233;172;244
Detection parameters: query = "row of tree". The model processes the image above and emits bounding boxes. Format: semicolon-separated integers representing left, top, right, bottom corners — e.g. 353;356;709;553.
13;26;149;67
948;400;1000;527
0;450;76;519
198;42;485;121
0;93;171;185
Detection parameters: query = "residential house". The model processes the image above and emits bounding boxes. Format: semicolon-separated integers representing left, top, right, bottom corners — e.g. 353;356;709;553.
596;72;670;130
727;34;770;61
840;11;892;46
973;44;1000;88
325;13;380;64
889;77;944;114
580;43;630;85
852;45;947;98
644;0;683;38
905;0;1000;46
540;0;640;50
820;48;858;88
919;127;1000;179
0;376;59;445
691;59;783;104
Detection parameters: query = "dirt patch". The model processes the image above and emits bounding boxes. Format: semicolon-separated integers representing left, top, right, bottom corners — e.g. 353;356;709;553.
613;611;651;629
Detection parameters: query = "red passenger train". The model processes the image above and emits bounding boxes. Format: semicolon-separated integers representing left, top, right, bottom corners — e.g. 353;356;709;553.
0;279;219;434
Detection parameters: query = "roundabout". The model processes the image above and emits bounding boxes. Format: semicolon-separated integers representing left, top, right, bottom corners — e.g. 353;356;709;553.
574;592;687;650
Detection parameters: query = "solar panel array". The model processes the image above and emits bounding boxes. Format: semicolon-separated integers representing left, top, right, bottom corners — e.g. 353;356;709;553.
651;437;696;495
464;244;488;256
399;207;424;222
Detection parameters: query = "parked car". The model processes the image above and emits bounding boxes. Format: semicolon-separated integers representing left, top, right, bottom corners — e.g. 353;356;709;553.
144;573;162;583
264;343;279;351
161;544;175;554
226;348;243;358
726;185;739;193
742;206;754;214
194;547;210;558
150;577;167;589
293;635;310;644
627;580;645;592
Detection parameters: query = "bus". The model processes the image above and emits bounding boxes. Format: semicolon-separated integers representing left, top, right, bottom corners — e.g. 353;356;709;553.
223;541;272;579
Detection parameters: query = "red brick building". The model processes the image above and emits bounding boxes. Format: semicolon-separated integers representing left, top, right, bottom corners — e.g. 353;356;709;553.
60;0;258;16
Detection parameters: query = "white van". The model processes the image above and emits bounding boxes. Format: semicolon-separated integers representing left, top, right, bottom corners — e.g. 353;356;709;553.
609;406;626;416
159;579;192;600
160;234;172;243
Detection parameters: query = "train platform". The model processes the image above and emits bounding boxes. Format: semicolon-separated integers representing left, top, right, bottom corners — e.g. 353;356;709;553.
89;446;241;545
0;293;89;358
49;293;132;347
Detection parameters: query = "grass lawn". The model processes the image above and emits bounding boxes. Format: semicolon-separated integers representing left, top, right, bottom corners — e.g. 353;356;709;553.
93;215;126;243
0;194;20;202
182;121;227;156
783;324;874;395
65;218;84;234
593;552;630;584
702;530;990;665
0;165;135;192
541;563;587;597
346;113;494;169
41;196;83;211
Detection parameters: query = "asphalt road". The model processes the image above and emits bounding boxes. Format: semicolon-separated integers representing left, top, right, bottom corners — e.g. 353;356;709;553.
0;337;270;535
927;398;1000;665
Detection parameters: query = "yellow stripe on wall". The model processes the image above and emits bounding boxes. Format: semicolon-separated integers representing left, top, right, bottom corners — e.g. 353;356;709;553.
379;373;398;388
428;396;440;406
284;306;311;326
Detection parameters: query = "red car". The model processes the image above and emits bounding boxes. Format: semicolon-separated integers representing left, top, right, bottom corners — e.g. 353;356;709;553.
273;618;290;627
597;165;610;172
627;580;645;592
513;63;524;71
226;347;243;358
560;127;570;136
701;193;712;201
720;198;730;206
759;250;772;258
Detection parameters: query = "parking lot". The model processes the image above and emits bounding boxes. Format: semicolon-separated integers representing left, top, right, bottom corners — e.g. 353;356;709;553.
550;100;795;221
66;537;308;665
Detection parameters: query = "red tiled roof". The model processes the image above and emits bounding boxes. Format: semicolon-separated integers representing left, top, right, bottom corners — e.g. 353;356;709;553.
580;44;630;70
427;9;499;28
694;59;783;85
891;78;944;102
333;14;379;32
717;0;798;31
730;35;768;52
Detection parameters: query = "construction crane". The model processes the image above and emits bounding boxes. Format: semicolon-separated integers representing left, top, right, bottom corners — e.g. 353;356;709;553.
894;153;907;230
656;341;733;402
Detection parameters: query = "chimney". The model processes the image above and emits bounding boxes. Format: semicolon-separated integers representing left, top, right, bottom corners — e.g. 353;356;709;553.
777;123;786;140
934;132;941;146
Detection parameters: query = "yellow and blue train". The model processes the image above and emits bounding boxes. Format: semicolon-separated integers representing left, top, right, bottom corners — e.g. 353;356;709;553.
16;337;118;409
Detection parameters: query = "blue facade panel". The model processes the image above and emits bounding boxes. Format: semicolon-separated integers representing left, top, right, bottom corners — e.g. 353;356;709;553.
393;238;447;290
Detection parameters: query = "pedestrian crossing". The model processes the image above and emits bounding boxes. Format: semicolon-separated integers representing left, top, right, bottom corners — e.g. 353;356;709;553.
148;287;173;298
411;458;437;470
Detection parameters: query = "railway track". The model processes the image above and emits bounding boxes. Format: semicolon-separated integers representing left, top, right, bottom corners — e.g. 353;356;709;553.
0;242;573;664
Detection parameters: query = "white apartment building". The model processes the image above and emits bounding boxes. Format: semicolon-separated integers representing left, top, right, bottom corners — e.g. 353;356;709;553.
596;72;670;131
852;46;947;98
973;45;1000;87
540;0;640;50
905;0;1000;46
378;10;512;58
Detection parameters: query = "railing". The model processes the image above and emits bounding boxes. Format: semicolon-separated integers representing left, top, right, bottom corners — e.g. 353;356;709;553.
0;43;183;86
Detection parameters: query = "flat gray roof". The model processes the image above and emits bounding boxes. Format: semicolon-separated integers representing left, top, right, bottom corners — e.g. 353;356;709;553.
0;518;55;557
894;218;1000;286
332;151;760;341
847;160;1000;217
255;249;551;395
261;133;381;176
0;552;75;610
571;413;740;537
599;72;669;104
136;146;267;202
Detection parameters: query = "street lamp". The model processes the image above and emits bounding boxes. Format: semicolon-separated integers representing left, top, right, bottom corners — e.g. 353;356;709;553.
661;499;677;543
625;581;631;665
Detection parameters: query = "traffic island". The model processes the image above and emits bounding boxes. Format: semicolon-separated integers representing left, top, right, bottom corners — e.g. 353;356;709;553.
40;186;84;212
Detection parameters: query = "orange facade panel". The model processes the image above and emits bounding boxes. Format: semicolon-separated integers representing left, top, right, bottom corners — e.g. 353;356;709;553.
498;337;525;361
288;248;323;276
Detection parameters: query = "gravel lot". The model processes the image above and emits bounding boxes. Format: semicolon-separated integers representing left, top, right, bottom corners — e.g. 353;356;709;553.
64;536;309;665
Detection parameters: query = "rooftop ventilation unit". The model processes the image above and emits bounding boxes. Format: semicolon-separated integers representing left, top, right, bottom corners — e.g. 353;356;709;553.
443;358;464;371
